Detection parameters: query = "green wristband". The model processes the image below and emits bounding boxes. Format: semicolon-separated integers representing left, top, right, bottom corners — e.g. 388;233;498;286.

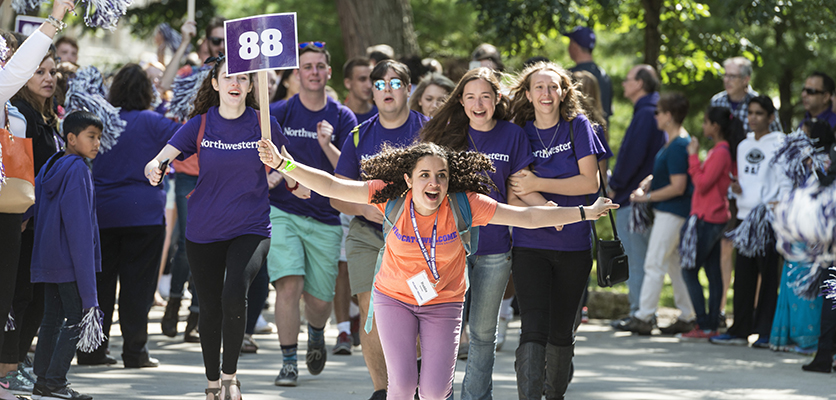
281;159;297;173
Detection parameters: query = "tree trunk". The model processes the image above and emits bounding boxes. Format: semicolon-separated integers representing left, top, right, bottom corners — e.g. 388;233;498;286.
774;21;792;132
335;0;420;60
642;0;662;71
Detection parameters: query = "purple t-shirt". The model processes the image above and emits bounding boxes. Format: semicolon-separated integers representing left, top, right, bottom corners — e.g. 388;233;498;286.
467;120;534;255
167;106;288;243
354;105;378;125
335;110;428;231
93;110;182;229
268;95;357;225
513;114;607;251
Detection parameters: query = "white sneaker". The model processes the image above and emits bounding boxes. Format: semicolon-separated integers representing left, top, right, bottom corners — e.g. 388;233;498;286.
255;315;276;334
496;317;510;351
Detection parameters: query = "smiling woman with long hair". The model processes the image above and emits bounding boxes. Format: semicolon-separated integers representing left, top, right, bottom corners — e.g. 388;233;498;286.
145;56;288;400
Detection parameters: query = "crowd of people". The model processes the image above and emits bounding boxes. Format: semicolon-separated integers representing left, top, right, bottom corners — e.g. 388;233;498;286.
0;5;835;400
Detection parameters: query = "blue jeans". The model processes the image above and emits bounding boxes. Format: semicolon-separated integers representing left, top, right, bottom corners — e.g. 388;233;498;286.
615;205;650;315
171;173;199;312
34;283;83;389
461;251;512;400
681;219;725;331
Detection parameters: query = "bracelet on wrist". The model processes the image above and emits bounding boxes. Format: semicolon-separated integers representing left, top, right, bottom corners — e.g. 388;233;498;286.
578;205;586;221
284;180;299;192
47;15;66;32
281;159;297;173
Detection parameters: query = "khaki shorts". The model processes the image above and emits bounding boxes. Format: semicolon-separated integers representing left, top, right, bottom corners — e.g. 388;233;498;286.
346;218;384;295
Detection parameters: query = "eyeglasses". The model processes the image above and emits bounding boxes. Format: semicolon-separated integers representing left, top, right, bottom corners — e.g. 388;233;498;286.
803;87;827;95
373;78;404;91
299;41;326;49
208;36;224;46
721;74;744;80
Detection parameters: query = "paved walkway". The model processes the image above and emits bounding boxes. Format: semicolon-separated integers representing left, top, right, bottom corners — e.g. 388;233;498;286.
60;307;835;400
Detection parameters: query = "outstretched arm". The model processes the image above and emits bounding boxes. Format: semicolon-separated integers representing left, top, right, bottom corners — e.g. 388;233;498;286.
489;197;618;229
144;145;182;186
259;138;368;204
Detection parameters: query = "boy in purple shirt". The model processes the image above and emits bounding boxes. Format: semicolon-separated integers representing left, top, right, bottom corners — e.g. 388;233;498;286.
31;111;103;400
267;42;357;387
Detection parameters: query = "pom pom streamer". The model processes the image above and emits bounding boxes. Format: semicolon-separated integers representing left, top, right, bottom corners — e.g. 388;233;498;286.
166;66;211;122
824;267;836;309
679;215;698;270
4;310;14;332
772;177;836;299
725;203;774;258
11;0;43;14
157;23;190;54
770;129;829;187
629;201;653;234
82;0;133;31
0;35;9;63
73;307;106;352
64;66;125;152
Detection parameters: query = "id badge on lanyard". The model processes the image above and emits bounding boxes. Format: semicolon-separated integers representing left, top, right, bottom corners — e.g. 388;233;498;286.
407;200;440;305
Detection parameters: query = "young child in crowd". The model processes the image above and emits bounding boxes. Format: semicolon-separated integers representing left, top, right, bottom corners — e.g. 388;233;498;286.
30;111;104;400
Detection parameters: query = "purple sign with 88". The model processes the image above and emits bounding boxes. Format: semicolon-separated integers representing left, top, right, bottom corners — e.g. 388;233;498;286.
224;13;299;76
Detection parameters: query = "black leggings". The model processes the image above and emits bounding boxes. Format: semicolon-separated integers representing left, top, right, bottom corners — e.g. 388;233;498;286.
186;235;269;381
512;247;592;347
0;213;23;353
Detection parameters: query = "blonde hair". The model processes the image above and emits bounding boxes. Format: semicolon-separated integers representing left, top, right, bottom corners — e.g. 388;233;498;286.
572;70;606;135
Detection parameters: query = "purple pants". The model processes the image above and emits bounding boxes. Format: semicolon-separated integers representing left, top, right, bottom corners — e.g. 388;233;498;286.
374;289;463;400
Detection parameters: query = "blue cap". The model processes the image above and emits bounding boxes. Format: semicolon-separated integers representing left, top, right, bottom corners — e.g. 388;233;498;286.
564;26;596;51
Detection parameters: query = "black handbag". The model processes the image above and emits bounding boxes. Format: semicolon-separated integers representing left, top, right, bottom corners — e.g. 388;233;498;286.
567;122;629;287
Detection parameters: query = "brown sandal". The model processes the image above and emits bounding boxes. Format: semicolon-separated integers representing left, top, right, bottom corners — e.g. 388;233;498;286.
205;387;221;400
221;379;241;400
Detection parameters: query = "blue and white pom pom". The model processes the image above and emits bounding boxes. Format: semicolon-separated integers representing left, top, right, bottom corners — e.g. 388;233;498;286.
74;307;106;352
81;0;133;31
0;35;9;64
156;23;190;53
4;311;14;332
771;129;829;187
629;201;653;234
726;203;774;258
11;0;43;14
679;215;699;270
64;66;125;152
166;66;211;121
772;176;836;299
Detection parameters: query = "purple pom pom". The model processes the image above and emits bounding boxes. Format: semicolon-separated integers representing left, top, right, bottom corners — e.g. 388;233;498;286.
770;130;829;187
726;203;774;258
81;0;133;31
629;202;653;234
166;66;212;121
11;0;43;14
73;307;106;352
64;66;125;152
679;215;698;270
4;310;14;332
824;267;836;309
0;36;9;64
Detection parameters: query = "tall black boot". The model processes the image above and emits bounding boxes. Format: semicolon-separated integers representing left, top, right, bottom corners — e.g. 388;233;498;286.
544;343;574;400
161;296;181;338
515;342;545;400
184;311;200;343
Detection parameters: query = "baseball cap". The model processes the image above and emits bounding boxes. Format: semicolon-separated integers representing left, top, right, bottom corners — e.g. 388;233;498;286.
564;26;596;51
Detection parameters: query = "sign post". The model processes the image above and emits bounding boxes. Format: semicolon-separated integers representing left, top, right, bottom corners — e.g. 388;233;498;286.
224;13;299;140
187;0;195;24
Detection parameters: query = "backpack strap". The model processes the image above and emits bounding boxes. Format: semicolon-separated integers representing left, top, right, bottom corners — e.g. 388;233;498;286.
448;192;478;255
352;115;379;148
365;195;406;334
195;113;207;160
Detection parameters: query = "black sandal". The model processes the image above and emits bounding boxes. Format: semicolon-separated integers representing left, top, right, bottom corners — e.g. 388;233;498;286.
221;379;241;400
205;387;221;400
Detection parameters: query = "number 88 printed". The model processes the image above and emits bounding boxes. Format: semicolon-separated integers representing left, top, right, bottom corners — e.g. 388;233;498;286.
238;28;283;60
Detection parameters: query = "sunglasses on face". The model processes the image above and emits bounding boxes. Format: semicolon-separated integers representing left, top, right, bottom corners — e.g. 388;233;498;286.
208;36;224;46
299;41;326;49
803;87;827;95
373;78;404;91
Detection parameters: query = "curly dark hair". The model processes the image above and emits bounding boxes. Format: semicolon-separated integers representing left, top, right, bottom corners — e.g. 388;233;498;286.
190;58;259;119
361;142;497;204
109;63;154;111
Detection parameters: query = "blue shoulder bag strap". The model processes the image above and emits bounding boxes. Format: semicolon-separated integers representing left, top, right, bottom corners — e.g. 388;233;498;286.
364;195;406;333
448;192;478;255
